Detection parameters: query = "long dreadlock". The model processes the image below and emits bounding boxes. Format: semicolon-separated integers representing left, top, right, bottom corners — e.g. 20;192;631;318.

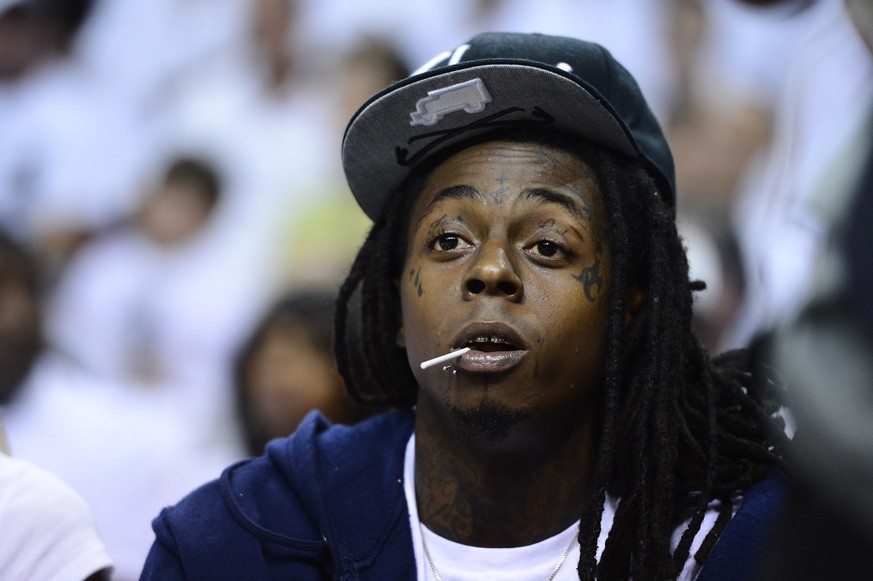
334;131;788;580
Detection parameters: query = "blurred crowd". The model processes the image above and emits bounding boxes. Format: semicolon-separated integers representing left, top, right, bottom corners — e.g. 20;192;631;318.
0;0;871;578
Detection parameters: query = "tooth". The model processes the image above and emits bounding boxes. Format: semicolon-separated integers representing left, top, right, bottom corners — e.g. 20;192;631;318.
467;335;511;345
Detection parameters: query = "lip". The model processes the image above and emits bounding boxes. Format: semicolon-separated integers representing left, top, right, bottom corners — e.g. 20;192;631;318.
452;321;529;374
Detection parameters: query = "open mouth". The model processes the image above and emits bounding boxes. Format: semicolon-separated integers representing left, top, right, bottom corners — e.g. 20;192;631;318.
464;336;519;352
452;324;529;373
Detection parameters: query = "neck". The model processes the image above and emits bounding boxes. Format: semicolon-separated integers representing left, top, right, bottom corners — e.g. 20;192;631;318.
414;402;597;548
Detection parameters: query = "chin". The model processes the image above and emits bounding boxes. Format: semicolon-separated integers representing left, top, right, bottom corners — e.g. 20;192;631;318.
448;396;528;445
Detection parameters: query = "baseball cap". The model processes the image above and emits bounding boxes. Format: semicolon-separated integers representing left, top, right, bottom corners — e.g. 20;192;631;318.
341;31;676;221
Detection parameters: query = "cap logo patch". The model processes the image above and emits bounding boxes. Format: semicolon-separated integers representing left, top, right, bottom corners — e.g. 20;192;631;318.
409;78;492;127
397;106;555;167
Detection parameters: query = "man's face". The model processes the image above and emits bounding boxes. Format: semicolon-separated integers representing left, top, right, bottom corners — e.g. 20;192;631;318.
400;140;612;444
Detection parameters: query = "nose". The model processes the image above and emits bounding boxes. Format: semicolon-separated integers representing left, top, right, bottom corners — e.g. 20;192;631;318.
463;240;523;301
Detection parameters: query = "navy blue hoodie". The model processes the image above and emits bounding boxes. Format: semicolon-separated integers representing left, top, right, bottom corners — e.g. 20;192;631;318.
140;410;785;580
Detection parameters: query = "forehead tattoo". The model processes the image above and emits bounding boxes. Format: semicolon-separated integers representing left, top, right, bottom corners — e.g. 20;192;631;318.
414;144;601;231
502;146;600;228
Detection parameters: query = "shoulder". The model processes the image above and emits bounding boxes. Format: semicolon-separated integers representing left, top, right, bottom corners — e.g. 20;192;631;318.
268;408;416;473
143;410;415;579
697;470;790;581
0;454;112;581
152;410;415;536
228;409;415;538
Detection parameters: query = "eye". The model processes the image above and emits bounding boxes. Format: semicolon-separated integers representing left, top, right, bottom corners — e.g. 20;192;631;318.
430;233;471;252
533;240;561;257
524;236;573;265
528;239;569;259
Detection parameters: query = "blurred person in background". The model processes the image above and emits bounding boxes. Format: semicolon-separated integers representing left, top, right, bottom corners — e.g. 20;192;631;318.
667;0;826;213
44;154;264;454
0;224;41;407
1;419;113;581
0;227;239;580
680;214;748;350
234;288;376;456
150;0;346;311
664;0;838;349
664;0;873;577
47;155;225;383
0;0;92;82
275;34;406;289
299;0;677;121
730;0;873;578
723;0;873;347
0;0;263;295
0;0;151;286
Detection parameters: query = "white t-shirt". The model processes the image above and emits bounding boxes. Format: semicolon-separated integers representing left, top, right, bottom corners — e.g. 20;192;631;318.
404;435;728;580
0;453;113;581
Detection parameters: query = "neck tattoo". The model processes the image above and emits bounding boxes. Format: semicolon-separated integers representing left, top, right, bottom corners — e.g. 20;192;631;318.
420;523;580;581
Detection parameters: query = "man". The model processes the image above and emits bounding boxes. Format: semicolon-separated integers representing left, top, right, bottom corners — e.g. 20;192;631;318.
141;32;787;580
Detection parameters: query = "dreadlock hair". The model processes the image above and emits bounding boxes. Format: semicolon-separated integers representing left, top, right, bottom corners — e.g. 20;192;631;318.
334;130;788;580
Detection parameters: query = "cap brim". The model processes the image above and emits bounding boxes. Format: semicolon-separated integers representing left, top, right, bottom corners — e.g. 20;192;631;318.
342;62;637;221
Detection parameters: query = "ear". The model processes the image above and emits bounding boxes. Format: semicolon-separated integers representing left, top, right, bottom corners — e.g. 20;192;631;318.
623;287;646;329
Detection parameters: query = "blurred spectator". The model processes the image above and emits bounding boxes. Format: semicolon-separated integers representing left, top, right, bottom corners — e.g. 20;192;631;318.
664;1;839;352
1;422;113;581
0;0;156;291
44;154;266;450
48;156;225;380
72;0;248;108
136;157;222;251
0;0;93;82
334;35;409;134
725;0;873;347
276;35;406;289
0;228;239;580
234;289;375;455
300;0;677;121
0;227;41;405
680;212;747;349
706;0;873;578
150;0;343;302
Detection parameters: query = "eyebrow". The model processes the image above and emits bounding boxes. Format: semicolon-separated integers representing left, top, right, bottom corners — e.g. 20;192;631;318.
410;185;482;228
522;187;592;225
428;184;482;208
414;184;482;230
416;184;592;228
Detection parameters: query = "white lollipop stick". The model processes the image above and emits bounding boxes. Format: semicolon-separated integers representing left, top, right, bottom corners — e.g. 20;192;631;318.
419;347;471;370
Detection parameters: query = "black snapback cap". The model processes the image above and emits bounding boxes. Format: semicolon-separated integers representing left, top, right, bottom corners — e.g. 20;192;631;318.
342;31;675;221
